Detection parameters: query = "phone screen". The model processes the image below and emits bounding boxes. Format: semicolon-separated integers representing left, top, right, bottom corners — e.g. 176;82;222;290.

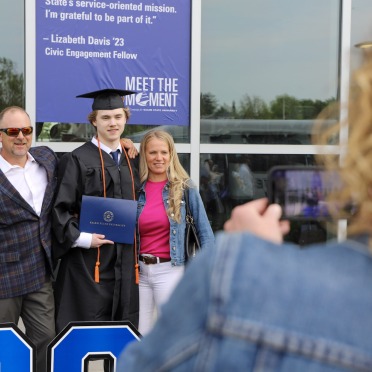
267;166;339;220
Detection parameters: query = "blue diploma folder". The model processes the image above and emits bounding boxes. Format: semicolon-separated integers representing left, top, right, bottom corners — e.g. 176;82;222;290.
79;195;138;244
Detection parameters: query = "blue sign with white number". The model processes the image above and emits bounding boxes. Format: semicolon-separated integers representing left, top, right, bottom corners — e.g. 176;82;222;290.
0;323;35;372
47;321;140;372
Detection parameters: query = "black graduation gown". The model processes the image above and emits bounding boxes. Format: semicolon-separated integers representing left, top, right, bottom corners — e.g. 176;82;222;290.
52;142;140;333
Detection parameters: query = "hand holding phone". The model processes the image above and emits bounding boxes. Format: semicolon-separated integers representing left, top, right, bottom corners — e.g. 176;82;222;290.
267;166;339;220
224;198;290;243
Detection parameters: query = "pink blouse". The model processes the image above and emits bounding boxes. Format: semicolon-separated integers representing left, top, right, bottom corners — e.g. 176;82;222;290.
138;179;170;258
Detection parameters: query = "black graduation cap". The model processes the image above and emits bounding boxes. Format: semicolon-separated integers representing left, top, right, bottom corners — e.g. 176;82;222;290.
76;88;136;110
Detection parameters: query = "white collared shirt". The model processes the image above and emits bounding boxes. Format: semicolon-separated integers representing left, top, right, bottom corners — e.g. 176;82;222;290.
91;136;122;162
0;152;47;216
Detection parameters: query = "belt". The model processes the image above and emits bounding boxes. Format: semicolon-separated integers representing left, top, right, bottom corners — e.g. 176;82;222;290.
139;255;171;265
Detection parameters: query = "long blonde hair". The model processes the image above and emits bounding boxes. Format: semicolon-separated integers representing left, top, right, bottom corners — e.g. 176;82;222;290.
139;129;190;223
315;53;372;235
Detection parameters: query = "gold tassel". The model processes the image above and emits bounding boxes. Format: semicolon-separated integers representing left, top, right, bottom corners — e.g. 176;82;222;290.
135;263;139;285
95;247;101;283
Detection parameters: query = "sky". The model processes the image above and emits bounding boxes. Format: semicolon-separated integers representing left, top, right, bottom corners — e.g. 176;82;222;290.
1;0;372;107
201;0;372;106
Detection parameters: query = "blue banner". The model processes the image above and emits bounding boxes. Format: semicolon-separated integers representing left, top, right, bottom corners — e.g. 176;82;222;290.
36;0;191;126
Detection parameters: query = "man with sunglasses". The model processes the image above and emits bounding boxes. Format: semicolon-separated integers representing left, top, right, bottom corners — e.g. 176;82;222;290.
0;106;58;372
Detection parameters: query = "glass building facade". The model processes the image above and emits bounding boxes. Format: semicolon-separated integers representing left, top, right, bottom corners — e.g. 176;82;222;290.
1;0;372;244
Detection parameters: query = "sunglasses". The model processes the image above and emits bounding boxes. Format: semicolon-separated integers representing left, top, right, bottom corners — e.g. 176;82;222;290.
0;127;33;137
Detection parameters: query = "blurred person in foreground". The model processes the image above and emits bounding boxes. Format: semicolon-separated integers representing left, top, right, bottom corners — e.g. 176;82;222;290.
118;57;372;371
137;129;214;335
0;106;58;372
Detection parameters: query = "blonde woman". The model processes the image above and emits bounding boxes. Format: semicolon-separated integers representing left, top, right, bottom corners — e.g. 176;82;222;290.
137;129;214;335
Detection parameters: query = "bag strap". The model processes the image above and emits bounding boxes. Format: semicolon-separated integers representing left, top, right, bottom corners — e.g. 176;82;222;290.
184;188;194;224
184;187;190;215
185;188;194;219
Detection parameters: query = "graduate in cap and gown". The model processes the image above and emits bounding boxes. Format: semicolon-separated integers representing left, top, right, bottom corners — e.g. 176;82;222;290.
52;89;141;333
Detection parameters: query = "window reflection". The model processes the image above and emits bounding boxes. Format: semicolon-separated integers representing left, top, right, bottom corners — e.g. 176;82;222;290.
200;153;335;245
36;123;191;143
0;1;25;110
36;119;338;146
201;118;337;145
201;0;340;144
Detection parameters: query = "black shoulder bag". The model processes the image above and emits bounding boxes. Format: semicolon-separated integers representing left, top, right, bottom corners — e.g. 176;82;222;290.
184;188;201;262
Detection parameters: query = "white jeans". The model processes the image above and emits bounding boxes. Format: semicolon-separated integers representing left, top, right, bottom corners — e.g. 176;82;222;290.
139;261;185;336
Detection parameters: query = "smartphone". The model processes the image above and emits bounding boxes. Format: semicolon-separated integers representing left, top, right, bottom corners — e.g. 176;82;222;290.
267;166;340;220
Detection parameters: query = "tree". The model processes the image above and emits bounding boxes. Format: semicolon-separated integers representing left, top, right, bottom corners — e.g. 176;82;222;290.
231;101;237;118
200;92;218;117
270;94;301;119
214;103;233;118
238;95;271;119
270;95;336;120
0;57;24;110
